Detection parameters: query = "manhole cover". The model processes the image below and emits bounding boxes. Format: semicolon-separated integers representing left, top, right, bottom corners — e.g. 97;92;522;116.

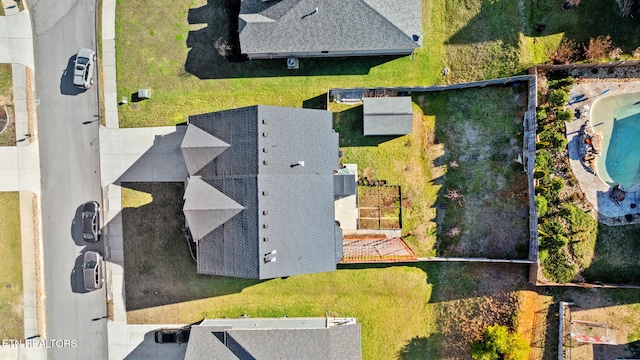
130;104;139;111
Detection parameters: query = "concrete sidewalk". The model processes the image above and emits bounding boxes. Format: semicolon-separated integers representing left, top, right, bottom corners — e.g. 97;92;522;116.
102;0;118;129
0;3;44;360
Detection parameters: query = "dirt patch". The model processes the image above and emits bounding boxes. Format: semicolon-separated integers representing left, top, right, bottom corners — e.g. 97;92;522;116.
434;264;532;359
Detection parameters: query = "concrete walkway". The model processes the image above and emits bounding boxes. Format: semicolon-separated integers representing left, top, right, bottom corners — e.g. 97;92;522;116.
0;2;44;360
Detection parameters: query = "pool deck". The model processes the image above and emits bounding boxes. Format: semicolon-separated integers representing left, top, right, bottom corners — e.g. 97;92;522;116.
565;80;640;221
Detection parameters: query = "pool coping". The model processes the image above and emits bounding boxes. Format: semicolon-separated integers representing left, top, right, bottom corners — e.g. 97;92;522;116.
565;80;640;222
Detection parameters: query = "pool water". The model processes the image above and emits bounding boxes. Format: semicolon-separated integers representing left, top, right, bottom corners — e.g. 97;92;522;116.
594;92;640;188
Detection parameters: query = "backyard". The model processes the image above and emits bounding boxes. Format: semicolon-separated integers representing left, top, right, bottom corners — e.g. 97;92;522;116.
333;86;530;258
0;64;16;146
0;192;23;340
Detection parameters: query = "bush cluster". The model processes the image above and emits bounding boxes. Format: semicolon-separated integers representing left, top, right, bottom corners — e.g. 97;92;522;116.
471;324;530;360
533;76;586;283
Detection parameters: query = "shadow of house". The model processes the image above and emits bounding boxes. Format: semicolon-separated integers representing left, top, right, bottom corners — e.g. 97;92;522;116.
184;0;404;79
99;127;258;310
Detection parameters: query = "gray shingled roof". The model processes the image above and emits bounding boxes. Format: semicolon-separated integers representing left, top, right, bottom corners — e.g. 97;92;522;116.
184;326;238;360
238;0;422;56
185;321;362;360
183;176;245;241
363;96;413;136
181;124;231;176
184;105;341;279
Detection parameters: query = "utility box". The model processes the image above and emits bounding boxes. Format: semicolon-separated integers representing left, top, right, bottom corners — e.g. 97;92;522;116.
138;88;151;100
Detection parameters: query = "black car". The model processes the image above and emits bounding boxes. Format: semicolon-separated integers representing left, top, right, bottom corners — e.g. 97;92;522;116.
154;327;191;344
82;201;100;242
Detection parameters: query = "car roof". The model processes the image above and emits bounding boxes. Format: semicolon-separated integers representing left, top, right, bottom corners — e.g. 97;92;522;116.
83;201;98;212
77;48;94;59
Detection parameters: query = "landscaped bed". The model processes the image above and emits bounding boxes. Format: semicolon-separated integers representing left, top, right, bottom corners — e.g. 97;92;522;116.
334;86;530;259
535;71;640;284
0;192;23;340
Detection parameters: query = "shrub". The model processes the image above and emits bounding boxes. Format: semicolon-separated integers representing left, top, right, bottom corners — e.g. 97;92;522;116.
539;176;565;203
535;150;554;174
540;218;564;237
536;196;548;217
548;89;569;108
536;108;547;122
542;250;576;283
539;128;567;152
548;38;577;64
540;233;569;250
471;325;530;360
548;77;574;92
560;204;597;240
584;35;613;61
556;109;573;123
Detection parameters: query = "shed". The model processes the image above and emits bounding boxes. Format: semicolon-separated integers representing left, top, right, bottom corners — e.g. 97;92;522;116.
363;97;413;136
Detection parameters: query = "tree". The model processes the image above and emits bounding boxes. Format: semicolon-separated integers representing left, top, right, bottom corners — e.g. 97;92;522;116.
471;325;530;360
584;35;613;61
548;38;576;64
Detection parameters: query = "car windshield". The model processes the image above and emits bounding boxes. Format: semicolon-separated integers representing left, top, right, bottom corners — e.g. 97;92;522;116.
82;211;92;219
76;57;89;65
86;260;96;268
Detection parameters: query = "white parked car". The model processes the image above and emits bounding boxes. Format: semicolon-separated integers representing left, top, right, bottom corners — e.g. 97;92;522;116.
73;48;96;89
83;251;104;291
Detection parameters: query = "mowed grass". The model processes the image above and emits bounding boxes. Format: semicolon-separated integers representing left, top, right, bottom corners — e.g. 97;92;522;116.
121;183;436;359
0;63;16;146
334;86;529;258
0;192;23;339
114;0;555;128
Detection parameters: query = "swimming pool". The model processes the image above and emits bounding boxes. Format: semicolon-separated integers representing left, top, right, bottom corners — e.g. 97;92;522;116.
592;92;640;189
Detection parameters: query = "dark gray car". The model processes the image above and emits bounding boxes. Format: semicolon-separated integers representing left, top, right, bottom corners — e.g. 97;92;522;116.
82;201;100;242
73;48;96;89
83;251;103;291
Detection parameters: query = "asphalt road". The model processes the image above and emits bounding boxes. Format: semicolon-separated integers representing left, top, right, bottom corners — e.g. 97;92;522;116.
29;0;108;358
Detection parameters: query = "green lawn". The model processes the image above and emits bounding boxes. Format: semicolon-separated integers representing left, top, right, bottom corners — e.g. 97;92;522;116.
114;0;564;128
0;63;16;146
582;223;640;283
0;192;23;340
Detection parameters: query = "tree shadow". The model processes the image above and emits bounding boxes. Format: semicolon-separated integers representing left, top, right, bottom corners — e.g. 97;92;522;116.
184;0;401;79
397;334;444;359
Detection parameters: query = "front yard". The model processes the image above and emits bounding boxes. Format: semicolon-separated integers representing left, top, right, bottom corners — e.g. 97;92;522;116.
0;192;23;340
